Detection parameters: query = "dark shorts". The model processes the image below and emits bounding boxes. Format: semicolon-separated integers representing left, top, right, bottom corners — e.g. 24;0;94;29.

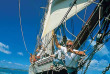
66;67;77;74
69;70;77;74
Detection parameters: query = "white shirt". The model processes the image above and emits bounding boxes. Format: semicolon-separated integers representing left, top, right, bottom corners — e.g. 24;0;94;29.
61;46;80;68
37;49;45;58
54;50;62;59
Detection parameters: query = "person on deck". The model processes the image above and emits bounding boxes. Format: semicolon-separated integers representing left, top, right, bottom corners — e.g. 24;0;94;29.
50;49;65;67
54;34;85;74
36;46;41;59
29;46;42;64
36;45;47;59
30;53;37;64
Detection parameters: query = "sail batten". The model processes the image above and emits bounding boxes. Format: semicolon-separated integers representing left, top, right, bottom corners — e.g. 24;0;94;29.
41;0;94;38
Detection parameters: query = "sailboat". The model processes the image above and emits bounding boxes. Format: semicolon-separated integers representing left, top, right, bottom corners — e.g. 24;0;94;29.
29;0;110;74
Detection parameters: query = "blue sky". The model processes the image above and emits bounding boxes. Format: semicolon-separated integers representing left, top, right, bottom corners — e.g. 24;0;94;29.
0;0;110;73
0;0;46;70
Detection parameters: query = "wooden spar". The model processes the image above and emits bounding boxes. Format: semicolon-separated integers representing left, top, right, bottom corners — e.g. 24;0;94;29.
52;30;54;54
73;6;99;49
73;0;110;49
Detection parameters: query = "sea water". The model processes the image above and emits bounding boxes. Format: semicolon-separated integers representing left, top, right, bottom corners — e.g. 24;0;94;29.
0;68;28;74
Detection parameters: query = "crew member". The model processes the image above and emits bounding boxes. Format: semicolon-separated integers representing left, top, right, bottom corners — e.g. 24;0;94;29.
54;34;85;74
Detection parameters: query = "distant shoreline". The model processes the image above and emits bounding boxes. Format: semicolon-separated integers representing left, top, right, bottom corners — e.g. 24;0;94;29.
0;67;28;72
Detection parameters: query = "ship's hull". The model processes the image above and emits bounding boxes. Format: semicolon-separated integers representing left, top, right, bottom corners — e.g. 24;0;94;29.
29;56;53;74
29;62;53;74
37;69;68;74
29;56;68;74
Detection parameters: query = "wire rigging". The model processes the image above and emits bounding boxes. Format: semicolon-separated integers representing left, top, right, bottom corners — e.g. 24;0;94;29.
19;0;30;54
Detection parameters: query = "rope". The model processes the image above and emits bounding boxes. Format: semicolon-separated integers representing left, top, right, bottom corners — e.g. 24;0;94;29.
61;0;100;70
99;4;101;28
73;0;99;49
78;13;109;72
18;0;30;54
79;20;105;62
59;28;63;41
82;7;87;27
79;36;109;72
75;3;86;24
83;43;105;74
64;20;77;38
102;64;110;74
92;1;99;5
73;1;99;51
76;14;86;24
82;32;110;73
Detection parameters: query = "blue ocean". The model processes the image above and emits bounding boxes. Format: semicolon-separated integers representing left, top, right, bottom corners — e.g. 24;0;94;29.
0;68;28;74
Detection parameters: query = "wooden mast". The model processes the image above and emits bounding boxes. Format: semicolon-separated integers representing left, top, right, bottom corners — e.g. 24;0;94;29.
73;0;110;49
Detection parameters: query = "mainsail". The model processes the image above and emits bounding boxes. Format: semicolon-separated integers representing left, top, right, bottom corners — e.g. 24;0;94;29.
41;0;53;55
41;0;95;38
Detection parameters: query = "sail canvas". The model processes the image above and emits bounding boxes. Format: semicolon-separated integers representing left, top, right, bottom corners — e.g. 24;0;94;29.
41;0;95;38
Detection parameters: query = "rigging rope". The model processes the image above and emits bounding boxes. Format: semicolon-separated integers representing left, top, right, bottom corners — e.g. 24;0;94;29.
78;17;108;69
102;64;110;74
72;0;98;50
83;37;110;74
82;7;87;27
82;20;110;73
64;20;77;38
78;5;110;72
76;14;86;24
19;0;30;54
75;4;86;24
99;5;101;28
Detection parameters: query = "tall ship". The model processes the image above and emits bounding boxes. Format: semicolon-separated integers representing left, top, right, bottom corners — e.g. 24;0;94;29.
19;0;110;74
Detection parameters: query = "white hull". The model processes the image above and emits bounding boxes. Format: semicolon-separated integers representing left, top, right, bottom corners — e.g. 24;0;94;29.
29;56;53;74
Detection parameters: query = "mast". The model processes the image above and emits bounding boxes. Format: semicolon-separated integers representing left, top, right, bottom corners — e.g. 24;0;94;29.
52;30;54;54
73;0;110;49
41;0;53;55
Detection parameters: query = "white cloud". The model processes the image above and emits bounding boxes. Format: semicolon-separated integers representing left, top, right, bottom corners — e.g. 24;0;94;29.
88;39;110;57
14;63;23;66
90;59;98;65
17;52;23;56
0;60;29;70
96;45;109;57
0;42;9;49
57;34;62;39
0;60;6;63
88;39;96;46
0;42;11;54
8;62;12;64
0;48;11;54
88;59;109;71
25;65;29;67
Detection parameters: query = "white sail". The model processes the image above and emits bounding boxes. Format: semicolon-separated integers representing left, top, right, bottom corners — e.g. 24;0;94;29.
41;0;95;38
41;0;53;55
42;32;52;55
